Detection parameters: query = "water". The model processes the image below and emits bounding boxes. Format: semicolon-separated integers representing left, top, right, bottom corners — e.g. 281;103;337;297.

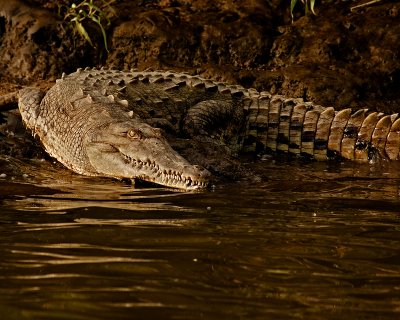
0;156;400;319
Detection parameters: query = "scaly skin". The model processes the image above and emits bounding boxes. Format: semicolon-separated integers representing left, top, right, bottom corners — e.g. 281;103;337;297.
6;67;400;189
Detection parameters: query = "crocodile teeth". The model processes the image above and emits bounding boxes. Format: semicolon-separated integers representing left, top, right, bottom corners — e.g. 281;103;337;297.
127;110;134;118
118;99;129;107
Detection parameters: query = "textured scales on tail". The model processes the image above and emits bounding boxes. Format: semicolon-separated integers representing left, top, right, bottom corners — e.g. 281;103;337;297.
246;92;400;161
1;66;399;190
237;87;400;162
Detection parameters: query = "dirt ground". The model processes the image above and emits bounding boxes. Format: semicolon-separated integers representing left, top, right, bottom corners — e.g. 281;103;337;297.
0;0;399;113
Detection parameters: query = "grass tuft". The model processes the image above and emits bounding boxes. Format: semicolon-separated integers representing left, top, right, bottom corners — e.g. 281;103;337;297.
290;0;317;21
58;0;116;52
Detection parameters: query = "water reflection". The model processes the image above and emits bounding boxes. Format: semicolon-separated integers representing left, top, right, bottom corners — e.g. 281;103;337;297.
0;155;400;319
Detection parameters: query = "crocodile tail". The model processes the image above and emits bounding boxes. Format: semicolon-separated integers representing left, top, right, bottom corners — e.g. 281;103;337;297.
245;93;400;162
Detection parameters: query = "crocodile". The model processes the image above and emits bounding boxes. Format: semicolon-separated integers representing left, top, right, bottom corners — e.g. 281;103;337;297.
1;67;400;190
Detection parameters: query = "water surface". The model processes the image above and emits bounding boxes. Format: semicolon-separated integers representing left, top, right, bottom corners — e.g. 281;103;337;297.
0;156;399;319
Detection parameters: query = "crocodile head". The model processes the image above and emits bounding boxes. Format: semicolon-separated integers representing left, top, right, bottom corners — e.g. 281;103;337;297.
84;119;211;190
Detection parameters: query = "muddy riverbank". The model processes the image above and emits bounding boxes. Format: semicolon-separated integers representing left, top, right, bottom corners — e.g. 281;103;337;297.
0;0;399;114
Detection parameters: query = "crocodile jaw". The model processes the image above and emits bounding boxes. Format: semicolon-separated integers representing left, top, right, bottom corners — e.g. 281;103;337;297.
85;121;211;190
120;152;210;190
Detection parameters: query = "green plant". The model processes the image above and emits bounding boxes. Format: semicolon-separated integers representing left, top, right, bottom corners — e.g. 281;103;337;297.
59;0;116;52
290;0;316;20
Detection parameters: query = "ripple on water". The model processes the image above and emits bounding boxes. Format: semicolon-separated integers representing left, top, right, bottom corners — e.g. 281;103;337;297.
0;157;400;319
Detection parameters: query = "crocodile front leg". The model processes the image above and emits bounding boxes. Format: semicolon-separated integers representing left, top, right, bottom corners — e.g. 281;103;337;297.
183;99;246;153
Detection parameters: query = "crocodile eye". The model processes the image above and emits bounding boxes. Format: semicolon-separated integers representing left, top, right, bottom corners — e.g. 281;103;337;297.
127;129;142;140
